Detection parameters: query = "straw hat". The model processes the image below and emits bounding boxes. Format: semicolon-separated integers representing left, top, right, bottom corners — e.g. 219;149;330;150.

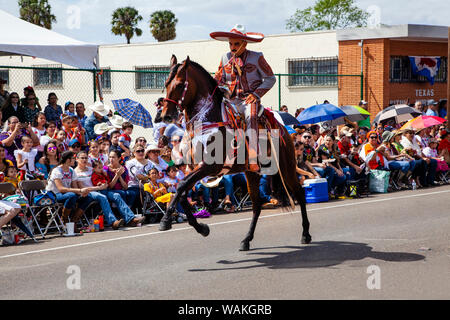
145;142;162;156
109;115;125;129
210;24;264;43
94;122;113;135
88;101;110;117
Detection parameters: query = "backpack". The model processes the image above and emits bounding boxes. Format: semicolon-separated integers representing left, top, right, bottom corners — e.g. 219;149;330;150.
32;191;56;206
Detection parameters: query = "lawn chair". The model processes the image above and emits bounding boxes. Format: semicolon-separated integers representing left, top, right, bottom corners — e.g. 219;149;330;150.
141;191;166;224
19;180;64;238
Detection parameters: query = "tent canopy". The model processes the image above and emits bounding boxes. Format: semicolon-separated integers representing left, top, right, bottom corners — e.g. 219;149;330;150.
0;9;98;69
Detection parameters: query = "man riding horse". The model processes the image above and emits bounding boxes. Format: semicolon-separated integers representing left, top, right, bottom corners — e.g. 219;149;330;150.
211;24;276;172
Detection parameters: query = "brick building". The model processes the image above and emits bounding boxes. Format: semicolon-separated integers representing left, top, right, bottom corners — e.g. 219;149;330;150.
337;25;448;121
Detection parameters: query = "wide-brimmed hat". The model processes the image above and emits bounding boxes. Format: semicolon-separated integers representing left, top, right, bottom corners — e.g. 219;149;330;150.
109;115;124;129
94;122;113;135
382;131;395;142
210;24;264;43
145;142;162;155
88;101;110;117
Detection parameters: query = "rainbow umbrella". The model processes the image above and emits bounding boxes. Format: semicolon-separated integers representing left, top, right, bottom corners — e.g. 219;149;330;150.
399;115;445;131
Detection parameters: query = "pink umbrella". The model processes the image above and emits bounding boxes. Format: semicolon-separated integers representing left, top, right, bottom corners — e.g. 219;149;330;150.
399;115;446;131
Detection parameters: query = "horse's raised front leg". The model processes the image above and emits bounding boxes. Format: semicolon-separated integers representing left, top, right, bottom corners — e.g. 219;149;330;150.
159;164;214;236
240;171;262;251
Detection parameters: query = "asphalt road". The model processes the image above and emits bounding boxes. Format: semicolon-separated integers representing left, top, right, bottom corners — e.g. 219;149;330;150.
1;185;449;300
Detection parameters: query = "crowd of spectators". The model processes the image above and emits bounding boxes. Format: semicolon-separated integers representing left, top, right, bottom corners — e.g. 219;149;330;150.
0;82;448;244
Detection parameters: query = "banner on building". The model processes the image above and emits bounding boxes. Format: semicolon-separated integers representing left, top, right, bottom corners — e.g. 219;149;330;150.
409;56;441;85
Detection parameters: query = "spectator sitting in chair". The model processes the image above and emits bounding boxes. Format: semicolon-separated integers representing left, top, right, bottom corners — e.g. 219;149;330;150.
360;130;389;171
338;129;364;180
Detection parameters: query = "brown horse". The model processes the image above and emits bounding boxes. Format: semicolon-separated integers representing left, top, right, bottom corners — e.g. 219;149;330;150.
158;55;311;251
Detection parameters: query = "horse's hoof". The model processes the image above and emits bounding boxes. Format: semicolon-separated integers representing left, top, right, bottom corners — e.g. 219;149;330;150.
239;241;250;251
301;234;312;244
159;219;172;231
198;223;210;237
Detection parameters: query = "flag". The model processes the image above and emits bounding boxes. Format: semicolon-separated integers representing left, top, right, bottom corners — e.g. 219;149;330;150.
409;56;441;85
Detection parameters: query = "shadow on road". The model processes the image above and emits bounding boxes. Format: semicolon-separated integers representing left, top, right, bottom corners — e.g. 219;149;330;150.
189;241;425;272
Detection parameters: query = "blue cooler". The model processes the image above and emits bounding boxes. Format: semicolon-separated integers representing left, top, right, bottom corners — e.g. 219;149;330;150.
302;178;329;203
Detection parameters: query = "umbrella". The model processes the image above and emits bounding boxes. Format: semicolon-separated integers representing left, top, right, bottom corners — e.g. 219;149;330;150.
296;103;346;125
284;125;296;134
273;111;301;126
373;104;422;125
320;105;370;127
399;115;446;131
111;98;153;128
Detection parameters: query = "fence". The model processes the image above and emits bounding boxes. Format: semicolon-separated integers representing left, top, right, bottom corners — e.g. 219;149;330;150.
0;65;362;139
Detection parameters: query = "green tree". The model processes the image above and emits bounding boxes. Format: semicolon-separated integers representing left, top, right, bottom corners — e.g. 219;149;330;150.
286;0;369;32
111;7;143;44
149;10;178;42
18;0;56;29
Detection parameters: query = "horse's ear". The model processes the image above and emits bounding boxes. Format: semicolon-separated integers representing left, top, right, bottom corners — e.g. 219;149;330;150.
170;55;177;68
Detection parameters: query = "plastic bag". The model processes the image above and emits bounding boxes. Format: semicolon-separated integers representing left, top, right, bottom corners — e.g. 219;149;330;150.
369;170;390;193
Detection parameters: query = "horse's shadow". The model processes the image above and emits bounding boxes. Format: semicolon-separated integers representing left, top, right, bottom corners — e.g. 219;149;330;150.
189;241;425;272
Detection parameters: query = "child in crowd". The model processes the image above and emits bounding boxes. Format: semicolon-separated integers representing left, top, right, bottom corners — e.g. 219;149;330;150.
91;160;110;187
14;135;38;174
144;168;173;204
64;101;76;117
162;165;180;193
118;122;133;161
55;130;69;152
99;138;111;166
423;139;449;172
88;140;107;166
109;130;122;154
68;116;86;146
4;166;19;189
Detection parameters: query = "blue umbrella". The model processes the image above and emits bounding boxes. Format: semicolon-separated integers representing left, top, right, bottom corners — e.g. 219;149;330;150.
111;98;153;128
296;103;346;125
284;125;296;134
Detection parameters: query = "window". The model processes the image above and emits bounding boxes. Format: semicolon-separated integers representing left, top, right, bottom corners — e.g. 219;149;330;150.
99;68;111;90
390;56;447;83
33;64;63;87
135;65;170;90
287;57;338;87
0;69;9;87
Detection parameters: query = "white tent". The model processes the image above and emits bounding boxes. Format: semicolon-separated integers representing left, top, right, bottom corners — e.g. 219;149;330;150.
0;9;98;69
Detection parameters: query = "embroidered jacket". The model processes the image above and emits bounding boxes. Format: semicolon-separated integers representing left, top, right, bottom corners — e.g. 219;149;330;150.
214;50;276;100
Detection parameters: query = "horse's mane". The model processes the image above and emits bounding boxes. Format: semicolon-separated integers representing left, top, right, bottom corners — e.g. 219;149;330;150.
166;59;223;105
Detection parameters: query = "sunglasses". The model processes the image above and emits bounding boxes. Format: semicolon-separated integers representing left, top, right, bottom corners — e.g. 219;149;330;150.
303;136;312;139
135;149;145;153
48;146;57;151
171;139;181;143
138;139;147;143
369;136;378;139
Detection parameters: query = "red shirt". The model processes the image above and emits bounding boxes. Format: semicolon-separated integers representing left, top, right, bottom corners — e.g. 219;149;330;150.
338;141;352;156
438;138;450;153
91;171;110;186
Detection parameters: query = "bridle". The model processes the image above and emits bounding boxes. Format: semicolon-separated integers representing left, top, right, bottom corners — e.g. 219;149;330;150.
163;66;219;114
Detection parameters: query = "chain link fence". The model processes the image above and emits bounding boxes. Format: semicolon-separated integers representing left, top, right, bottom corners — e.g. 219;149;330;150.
0;65;362;140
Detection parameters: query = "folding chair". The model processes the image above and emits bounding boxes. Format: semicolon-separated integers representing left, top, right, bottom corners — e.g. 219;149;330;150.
19;180;64;238
231;186;252;212
141;191;166;223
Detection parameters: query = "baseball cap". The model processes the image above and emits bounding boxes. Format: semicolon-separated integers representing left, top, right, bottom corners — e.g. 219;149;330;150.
68;139;80;147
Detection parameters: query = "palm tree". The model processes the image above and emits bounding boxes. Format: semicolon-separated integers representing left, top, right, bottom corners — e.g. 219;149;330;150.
111;7;143;44
18;0;57;30
149;10;178;42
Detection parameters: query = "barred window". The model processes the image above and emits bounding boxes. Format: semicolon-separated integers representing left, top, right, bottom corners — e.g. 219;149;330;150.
100;68;111;90
287;57;338;87
135;65;170;90
0;69;9;87
33;64;63;87
390;56;447;83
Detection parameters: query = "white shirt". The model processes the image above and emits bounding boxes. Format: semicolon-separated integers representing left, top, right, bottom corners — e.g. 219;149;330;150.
125;158;153;188
46;166;78;194
400;136;422;157
14;149;38;172
75;166;94;188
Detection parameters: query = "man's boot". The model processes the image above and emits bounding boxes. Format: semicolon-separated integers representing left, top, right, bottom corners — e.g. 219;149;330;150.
61;208;71;224
72;208;85;233
247;102;260;172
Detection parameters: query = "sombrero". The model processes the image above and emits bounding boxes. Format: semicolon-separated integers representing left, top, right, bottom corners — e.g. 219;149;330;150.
210;24;264;43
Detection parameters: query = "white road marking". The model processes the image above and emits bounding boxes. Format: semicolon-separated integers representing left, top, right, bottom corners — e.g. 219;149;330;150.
1;189;449;260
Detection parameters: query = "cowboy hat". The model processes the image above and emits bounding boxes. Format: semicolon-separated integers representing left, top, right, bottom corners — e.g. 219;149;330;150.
88;101;110;117
109;114;124;129
381;131;395;143
210;24;264;43
200;176;223;188
94;122;114;135
145;142;162;155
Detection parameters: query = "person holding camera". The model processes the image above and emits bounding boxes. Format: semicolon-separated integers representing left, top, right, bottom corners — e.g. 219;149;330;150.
0;116;39;166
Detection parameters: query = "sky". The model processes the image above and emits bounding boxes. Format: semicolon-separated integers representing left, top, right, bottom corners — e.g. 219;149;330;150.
1;0;449;45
